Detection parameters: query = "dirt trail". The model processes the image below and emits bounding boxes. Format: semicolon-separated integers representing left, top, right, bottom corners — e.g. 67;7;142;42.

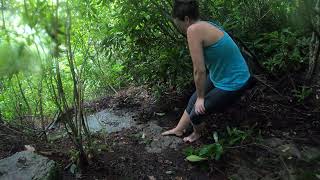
63;106;320;179
1;86;319;180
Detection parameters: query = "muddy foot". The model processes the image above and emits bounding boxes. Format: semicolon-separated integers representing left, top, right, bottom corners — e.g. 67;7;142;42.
161;129;183;137
183;132;201;143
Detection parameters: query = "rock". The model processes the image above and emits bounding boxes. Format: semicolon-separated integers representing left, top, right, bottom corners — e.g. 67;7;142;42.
86;109;136;133
142;122;183;153
69;164;77;174
264;138;301;159
278;143;301;159
264;138;285;148
0;151;59;180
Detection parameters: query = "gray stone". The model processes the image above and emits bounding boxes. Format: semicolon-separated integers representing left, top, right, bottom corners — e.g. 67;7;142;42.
86;109;136;133
264;138;285;148
69;164;77;174
0;151;58;180
278;143;301;159
141;122;183;153
264;138;302;159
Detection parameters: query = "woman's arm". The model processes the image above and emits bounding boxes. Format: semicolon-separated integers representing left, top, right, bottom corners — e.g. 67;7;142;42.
187;25;206;114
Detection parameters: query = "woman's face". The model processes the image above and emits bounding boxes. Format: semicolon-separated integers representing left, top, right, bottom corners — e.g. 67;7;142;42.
173;17;190;35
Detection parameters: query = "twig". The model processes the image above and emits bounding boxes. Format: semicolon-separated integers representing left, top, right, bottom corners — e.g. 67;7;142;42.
0;124;24;135
258;8;272;21
253;75;284;97
0;133;21;138
226;143;256;149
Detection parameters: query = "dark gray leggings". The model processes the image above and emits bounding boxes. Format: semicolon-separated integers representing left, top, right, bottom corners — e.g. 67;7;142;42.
186;77;252;125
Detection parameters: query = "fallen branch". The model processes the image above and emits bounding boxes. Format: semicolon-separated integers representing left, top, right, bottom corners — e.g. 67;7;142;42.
0;123;24;135
253;75;284;97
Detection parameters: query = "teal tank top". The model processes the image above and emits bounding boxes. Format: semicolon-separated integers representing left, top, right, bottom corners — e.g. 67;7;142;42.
204;21;250;91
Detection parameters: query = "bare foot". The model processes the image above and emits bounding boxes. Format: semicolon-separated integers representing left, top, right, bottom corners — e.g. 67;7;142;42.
161;128;184;137
183;132;201;143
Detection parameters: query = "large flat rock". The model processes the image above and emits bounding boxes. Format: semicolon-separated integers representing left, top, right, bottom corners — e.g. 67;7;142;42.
0;151;58;180
86;109;136;133
141;122;183;153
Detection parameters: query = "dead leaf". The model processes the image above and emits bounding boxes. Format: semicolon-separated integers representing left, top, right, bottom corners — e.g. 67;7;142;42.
282;146;290;152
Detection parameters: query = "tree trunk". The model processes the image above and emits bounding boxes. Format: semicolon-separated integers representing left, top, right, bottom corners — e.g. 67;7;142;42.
65;0;88;167
15;74;32;116
38;77;48;142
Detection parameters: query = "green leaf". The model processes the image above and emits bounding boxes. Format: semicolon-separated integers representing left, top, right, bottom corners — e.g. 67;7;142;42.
229;137;242;146
214;144;224;160
199;144;215;157
183;147;195;156
186;155;207;162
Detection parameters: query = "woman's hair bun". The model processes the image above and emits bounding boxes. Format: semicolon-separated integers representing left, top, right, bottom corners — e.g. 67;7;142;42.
174;0;197;4
173;0;199;21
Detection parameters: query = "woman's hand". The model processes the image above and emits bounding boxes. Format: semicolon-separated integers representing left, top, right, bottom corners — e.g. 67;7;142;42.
195;97;205;115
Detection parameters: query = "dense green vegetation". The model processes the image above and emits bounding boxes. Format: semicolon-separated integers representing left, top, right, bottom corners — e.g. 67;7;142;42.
0;0;319;168
0;0;316;120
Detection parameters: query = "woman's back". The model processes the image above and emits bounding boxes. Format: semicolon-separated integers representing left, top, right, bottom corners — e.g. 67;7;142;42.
199;21;250;91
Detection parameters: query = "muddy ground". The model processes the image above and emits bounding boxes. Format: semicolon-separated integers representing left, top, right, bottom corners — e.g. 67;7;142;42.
1;85;319;180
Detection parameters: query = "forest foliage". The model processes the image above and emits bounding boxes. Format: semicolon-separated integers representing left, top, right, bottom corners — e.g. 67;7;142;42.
0;0;316;121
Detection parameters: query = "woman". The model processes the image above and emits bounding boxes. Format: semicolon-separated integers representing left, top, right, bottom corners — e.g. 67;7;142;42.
162;0;252;143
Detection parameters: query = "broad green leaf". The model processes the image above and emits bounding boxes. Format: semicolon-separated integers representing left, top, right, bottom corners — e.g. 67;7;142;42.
199;144;215;157
186;155;207;162
214;144;224;161
183;147;195;156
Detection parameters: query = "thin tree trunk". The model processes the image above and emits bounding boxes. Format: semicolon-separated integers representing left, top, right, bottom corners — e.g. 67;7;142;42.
1;0;5;30
306;32;320;81
65;0;88;168
38;77;48;142
46;73;62;112
15;74;32;115
10;80;23;118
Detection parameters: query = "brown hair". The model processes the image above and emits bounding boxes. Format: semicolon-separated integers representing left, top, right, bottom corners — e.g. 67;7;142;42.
172;0;200;21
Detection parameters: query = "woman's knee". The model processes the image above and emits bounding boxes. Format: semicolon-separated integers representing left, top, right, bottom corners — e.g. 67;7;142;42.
189;109;204;125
